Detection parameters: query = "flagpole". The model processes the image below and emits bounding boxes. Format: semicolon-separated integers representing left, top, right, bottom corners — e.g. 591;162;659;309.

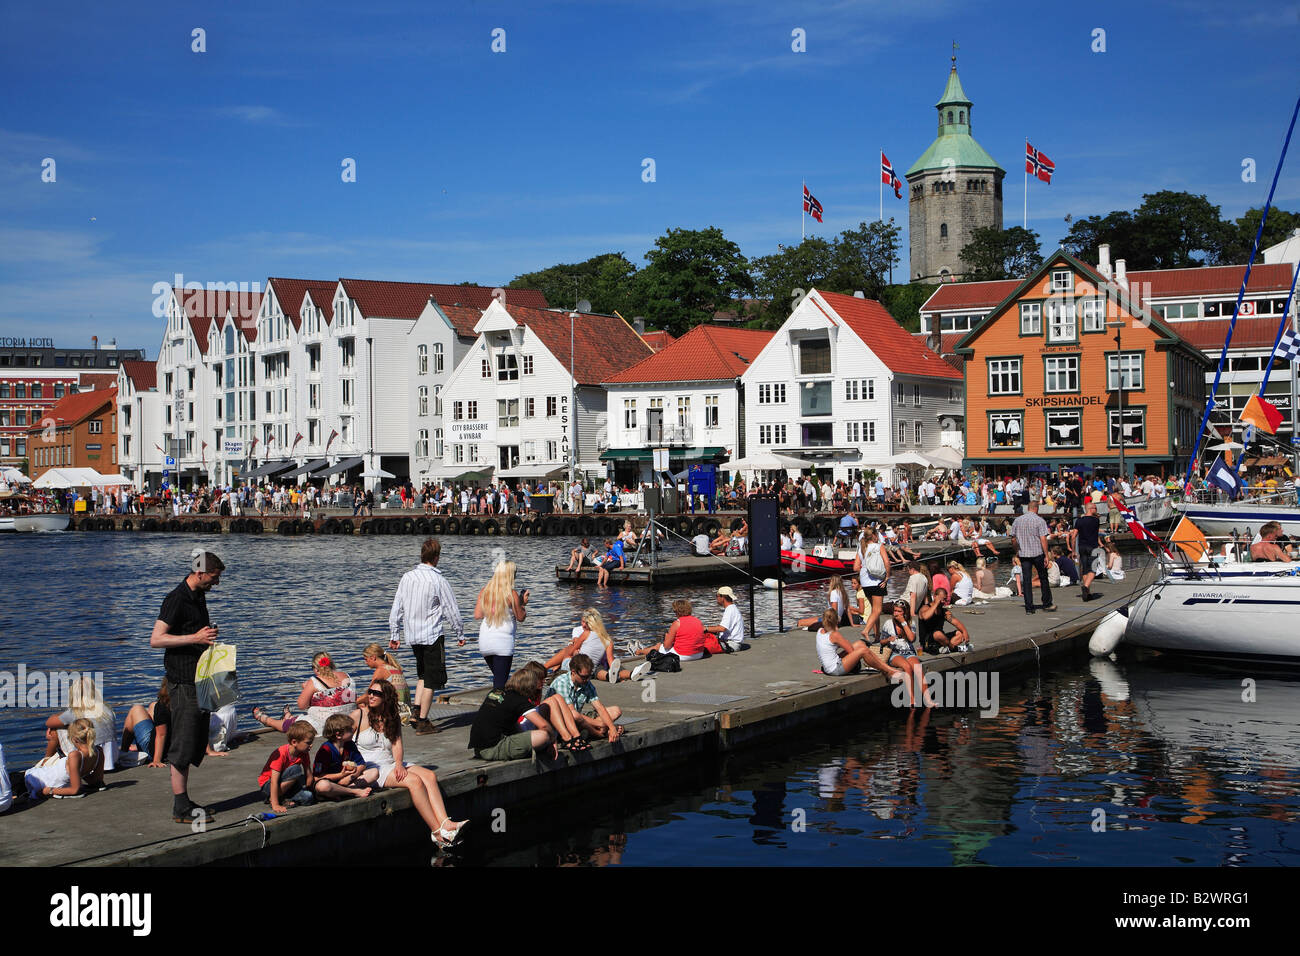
879;150;883;223
1023;139;1028;230
802;179;806;241
1234;247;1300;479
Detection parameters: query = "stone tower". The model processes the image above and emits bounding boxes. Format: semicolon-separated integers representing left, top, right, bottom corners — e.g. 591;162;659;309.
905;59;1005;283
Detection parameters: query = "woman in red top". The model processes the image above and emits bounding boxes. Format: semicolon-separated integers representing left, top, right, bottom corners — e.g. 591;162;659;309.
630;599;707;665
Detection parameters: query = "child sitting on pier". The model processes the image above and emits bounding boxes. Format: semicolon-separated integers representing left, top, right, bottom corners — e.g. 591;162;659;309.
25;718;106;800
258;720;317;813
545;654;624;744
566;537;596;578
814;609;902;680
878;603;933;707
311;713;376;800
469;667;557;762
596;538;626;588
515;661;591;752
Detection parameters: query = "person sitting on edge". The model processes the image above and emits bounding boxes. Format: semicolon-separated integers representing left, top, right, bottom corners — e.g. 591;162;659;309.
544;608;636;683
901;561;929;622
469;667;557;762
946;561;975;606
311;712;376;801
42;674;119;771
546;654;624;744
120;679;174;768
788;523;805;553
928;560;951;607
814;609;903;680
26;717;106;800
1053;547;1080;588
251;651;357;737
704;586;747;651
258;720;317;813
918;587;972;654
926;518;950;542
566;537;595;578
1250;521;1293;562
972;558;998;600
708;526;734;556
362;643;410;712
726;519;749;555
628;598;709;679
878;602;933;707
596;538;625;588
837;511;860;542
800;575;857;629
514;660;590;752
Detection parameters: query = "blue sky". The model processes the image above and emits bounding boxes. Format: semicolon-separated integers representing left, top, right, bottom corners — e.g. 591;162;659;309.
2;0;1297;354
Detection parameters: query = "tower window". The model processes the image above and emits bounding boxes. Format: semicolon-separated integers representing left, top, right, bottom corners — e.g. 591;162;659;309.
959;110;965;124
947;110;953;124
940;223;948;239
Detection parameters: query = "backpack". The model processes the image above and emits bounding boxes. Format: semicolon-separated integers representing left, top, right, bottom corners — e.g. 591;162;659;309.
862;542;887;579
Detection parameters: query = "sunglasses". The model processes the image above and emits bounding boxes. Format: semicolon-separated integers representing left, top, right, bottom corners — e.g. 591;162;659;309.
367;688;384;696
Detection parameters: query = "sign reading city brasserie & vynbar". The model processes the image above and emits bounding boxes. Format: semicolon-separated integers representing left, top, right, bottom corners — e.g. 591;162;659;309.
1024;395;1106;407
0;337;56;348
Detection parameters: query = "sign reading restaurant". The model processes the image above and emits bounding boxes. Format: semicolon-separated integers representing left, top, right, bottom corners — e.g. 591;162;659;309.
0;337;56;348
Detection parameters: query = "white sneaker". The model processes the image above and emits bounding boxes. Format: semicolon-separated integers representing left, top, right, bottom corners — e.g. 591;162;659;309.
607;658;620;683
630;660;653;681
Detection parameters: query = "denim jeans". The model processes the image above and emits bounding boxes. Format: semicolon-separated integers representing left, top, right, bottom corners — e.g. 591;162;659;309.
261;762;313;805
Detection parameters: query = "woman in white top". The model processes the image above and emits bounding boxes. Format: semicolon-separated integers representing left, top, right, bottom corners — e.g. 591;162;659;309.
542;608;633;683
43;674;119;771
853;527;891;643
946;562;975;606
797;574;857;629
475;560;528;691
1104;540;1125;580
815;609;901;679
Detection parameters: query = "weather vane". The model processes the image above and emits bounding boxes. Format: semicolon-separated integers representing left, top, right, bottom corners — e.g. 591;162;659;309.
952;40;958;67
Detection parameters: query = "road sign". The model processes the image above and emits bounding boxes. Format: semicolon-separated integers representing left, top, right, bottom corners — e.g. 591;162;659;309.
165;456;176;467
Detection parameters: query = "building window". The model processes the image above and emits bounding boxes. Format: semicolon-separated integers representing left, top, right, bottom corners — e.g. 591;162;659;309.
914;421;923;445
846;421;859;442
417;345;428;375
623;399;636;429
1020;303;1042;335
989;412;1023;450
453;401;464;422
676;396;691;427
525;397;535;418
758;424;787;445
14;384;25;399
416;429;429;458
54;384;64;399
341;339;355;369
865;421;876;442
342;379;354;407
758;383;786;404
1046;299;1077;342
524;440;536;462
467;443;479;463
309;384;320;410
453;443;464;464
896;384;905;406
866;379;875;401
418;386;428;416
433;343;444;373
497;354;519;380
1044;356;1079;393
1107;352;1144;390
988;358;1021;395
1045;410;1083;449
940;223;948;239
845;379;859;401
467;401;478;420
498;399;519;428
897;421;907;444
1051;270;1072;292
1109;409;1146;447
912;384;921;407
434;429;443;459
798;339;831;375
522;354;534;375
547;396;558;417
1081;297;1105;332
31;383;41;399
16;409;27;426
705;395;719;428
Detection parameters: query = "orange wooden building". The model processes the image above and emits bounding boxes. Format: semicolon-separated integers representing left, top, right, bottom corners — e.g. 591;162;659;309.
26;387;119;481
955;250;1211;477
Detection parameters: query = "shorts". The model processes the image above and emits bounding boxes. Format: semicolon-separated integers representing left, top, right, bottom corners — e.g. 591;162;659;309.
475;731;536;762
411;642;447;689
860;585;887;599
163;680;208;770
132;718;157;756
823;659;861;677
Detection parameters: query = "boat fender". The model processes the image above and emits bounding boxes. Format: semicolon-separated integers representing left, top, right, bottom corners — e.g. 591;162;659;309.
762;578;783;590
1087;608;1128;658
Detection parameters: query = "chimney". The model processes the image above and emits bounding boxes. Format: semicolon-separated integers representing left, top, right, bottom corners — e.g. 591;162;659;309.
633;316;646;335
92;335;98;350
853;291;865;298
1098;244;1112;279
1115;259;1128;289
928;329;942;354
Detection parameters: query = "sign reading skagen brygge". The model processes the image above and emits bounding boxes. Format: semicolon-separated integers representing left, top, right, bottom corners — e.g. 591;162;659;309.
0;337;55;348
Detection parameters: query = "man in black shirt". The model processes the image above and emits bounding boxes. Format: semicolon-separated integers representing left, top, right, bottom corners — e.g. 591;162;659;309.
150;549;225;824
1071;501;1103;601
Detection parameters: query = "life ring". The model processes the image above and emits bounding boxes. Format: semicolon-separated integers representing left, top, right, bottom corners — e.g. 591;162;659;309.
402;517;417;535
300;519;315;535
339;518;354;535
483;518;501;536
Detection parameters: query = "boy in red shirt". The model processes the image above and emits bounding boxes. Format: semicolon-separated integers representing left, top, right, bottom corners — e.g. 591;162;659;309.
258;720;316;813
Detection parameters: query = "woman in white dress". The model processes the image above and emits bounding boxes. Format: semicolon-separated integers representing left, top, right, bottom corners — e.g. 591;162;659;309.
1103;540;1125;580
476;560;527;691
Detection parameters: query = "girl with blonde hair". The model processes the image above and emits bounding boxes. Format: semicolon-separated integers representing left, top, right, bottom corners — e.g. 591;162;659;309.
362;643;410;707
476;560;528;690
544;608;636;683
44;673;120;770
27;717;106;800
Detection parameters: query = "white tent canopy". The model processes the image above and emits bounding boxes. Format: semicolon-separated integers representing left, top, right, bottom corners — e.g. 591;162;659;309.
1;467;30;484
32;468;129;489
921;447;964;470
891;451;931;467
721;452;814;472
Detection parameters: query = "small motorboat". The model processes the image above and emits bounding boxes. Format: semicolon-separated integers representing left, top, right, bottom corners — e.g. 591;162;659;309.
781;544;856;575
0;492;71;532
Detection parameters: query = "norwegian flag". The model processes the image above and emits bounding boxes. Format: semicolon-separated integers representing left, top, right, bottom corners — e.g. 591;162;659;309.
881;152;902;199
291;432;303;451
326;428;339;452
803;184;823;222
1110;494;1174;557
1026;142;1055;184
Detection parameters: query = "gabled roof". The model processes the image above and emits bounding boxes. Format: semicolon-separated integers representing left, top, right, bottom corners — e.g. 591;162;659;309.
1169;317;1286;351
493;304;652;385
267;278;338;330
173;287;262;353
338;279;548;319
39;387;117;428
438;304;485;339
813;290;962;381
953;249;1206;356
641;331;676;352
920;262;1294;314
302;289;335;325
604;326;773;385
121;360;157;391
78;373;119;392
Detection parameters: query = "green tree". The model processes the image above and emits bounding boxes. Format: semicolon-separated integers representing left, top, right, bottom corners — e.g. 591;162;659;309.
634;227;754;335
825;219;902;299
1061;210;1140;263
958;225;1043;281
880;283;939;334
749;237;836;327
507;252;638;314
1218;206;1300;264
1131;190;1228;268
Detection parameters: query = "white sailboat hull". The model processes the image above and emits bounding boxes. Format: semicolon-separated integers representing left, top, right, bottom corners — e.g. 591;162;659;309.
1175;501;1300;538
3;514;70;532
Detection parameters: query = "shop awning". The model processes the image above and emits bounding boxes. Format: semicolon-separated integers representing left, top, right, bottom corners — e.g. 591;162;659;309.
243;459;295;479
601;447;727;461
281;458;330;479
312;456;364;479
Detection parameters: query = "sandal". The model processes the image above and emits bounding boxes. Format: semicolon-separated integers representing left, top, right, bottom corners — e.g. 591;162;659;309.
562;736;590;752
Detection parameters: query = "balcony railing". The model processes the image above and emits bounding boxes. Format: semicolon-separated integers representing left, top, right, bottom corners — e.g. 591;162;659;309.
639;423;694;445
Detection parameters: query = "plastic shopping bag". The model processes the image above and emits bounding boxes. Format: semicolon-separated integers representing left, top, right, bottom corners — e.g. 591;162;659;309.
195;643;239;712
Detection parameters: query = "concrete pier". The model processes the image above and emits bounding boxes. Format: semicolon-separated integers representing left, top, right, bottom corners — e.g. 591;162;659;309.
0;565;1157;866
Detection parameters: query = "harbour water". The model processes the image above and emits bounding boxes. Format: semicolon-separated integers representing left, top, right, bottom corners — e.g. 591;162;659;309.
4;532;1295;867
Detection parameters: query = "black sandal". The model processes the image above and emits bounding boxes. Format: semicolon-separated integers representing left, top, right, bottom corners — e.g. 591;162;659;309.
563;737;590;752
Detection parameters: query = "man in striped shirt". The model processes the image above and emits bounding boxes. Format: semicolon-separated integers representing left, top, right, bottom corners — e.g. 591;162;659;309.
389;538;464;735
1010;503;1056;614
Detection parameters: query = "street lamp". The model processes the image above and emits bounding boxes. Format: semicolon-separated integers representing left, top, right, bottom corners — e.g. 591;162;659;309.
1106;320;1126;482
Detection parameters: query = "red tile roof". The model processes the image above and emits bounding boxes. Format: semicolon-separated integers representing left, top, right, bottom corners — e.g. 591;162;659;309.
173;287;263;352
439;305;485;339
78;373;120;392
815;290;962;381
267;278;338;330
39;387;117;427
121;360;157;391
498;304;652;385
912;332;968;370
604;326;773;384
641;331;676;352
1166;317;1286;351
920;262;1295;313
302;288;335;325
339;279;548;320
